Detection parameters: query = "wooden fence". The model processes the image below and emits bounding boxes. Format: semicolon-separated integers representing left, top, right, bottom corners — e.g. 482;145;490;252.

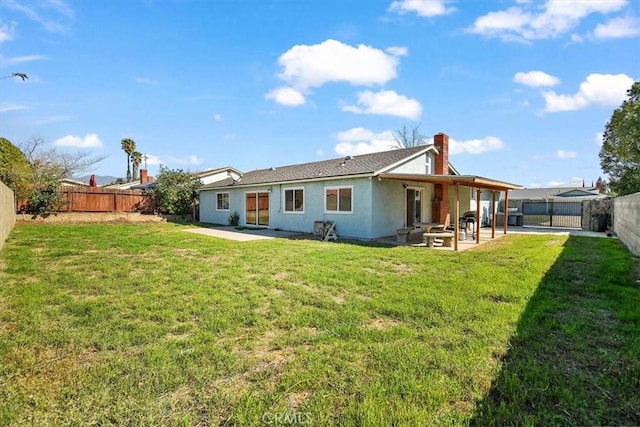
61;187;151;212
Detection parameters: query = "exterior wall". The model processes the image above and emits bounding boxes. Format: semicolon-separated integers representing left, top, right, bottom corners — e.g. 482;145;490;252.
388;152;429;174
448;186;472;218
372;179;434;237
613;192;640;256
0;180;16;251
200;178;375;238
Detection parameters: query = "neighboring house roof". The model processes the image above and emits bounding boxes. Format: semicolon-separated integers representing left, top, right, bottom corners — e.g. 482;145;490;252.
200;146;438;190
60;178;89;187
507;186;606;200
103;181;142;190
196;166;242;180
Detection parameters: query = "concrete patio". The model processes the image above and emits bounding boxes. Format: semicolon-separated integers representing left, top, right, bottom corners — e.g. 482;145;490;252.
375;226;612;251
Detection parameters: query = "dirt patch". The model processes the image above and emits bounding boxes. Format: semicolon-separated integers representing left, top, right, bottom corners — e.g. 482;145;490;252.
272;272;289;281
364;318;400;330
379;260;412;274
288;390;311;411
332;294;346;304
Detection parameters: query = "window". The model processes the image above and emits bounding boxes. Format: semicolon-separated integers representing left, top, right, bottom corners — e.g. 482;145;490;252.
284;188;304;213
325;186;353;213
216;192;229;211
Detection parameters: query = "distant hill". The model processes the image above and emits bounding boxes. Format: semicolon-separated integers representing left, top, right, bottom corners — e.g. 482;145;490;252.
75;175;120;186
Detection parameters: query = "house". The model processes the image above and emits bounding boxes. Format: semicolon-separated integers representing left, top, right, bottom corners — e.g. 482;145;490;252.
199;133;520;243
104;167;242;191
498;185;607;229
60;178;89;187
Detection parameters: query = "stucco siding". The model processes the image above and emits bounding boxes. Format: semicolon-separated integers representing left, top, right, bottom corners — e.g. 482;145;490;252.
199;190;232;225
372;180;434;238
388;152;428;174
200;178;375;238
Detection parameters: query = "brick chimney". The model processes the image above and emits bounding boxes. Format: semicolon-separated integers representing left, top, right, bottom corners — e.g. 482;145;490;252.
140;169;148;184
433;132;449;175
432;132;451;226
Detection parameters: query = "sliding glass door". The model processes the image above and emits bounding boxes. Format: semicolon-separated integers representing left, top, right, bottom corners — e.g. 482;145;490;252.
246;192;269;226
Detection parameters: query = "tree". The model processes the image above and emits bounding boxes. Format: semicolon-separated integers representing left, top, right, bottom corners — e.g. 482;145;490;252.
121;138;136;182
391;124;428;149
0;137;32;202
131;151;143;182
20;137;106;183
26;172;65;214
599;80;640;196
151;166;202;216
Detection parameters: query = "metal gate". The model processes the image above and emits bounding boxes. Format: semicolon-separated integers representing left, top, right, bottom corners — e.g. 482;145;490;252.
521;200;583;229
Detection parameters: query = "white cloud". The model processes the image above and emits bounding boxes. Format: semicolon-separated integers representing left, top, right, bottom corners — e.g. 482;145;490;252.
164;154;204;166
529;183;542;188
342;90;422;120
333;127;396;156
1;0;74;33
448;136;506;155
272;39;401;90
223;133;236;141
543;73;634;112
547;180;564;186
315;149;325;157
0;102;28;112
388;0;456;17
385;46;408;56
53;133;103;148
2;54;46;65
0;22;15;44
468;0;628;42
213;113;222;121
592;15;640;39
135;76;157;84
265;87;306;106
513;70;560;87
594;132;604;146
188;155;203;165
36;115;73;125
144;154;162;166
557;150;577;159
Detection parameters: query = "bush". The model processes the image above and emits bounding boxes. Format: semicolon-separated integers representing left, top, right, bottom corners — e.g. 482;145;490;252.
228;211;239;226
151;166;202;216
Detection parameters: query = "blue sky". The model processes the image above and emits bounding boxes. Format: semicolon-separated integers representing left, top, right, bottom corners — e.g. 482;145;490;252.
0;0;638;188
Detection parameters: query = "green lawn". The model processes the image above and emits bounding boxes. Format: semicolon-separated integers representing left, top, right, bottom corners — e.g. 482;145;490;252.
0;223;638;426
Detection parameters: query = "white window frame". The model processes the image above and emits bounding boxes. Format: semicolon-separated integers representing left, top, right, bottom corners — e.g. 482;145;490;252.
324;185;354;214
216;192;230;211
283;187;305;214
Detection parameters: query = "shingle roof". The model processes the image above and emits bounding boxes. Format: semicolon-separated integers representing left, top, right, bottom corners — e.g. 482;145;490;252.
200;145;432;189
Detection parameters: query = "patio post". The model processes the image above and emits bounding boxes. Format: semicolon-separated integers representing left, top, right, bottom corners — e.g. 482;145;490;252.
476;188;481;244
503;189;509;234
454;184;460;251
491;191;496;239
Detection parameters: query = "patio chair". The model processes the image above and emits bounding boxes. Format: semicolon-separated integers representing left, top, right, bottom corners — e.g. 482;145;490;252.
322;221;338;241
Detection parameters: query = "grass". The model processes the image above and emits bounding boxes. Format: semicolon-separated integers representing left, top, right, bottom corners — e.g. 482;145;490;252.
0;223;638;426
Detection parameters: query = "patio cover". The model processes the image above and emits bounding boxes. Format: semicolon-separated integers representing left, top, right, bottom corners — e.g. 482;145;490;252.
377;173;522;250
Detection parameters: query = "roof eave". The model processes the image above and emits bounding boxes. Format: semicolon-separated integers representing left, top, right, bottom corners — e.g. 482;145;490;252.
198;172;376;191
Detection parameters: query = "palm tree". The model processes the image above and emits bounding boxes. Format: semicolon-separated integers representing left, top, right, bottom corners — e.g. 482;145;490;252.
121;138;136;182
131;151;143;182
